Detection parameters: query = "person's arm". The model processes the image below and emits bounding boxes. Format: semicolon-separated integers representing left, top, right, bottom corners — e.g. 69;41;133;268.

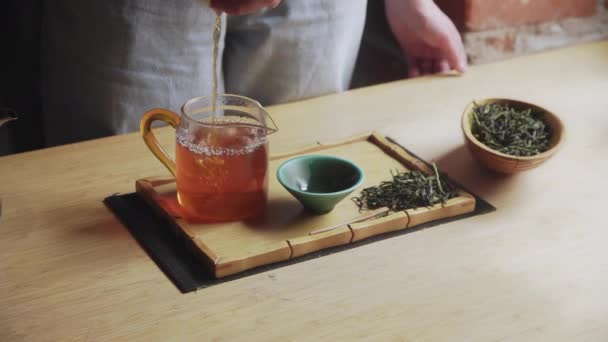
384;0;467;77
209;0;281;15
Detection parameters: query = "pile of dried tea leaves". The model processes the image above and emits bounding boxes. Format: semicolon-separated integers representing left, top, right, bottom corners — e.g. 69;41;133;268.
352;164;457;212
471;102;551;156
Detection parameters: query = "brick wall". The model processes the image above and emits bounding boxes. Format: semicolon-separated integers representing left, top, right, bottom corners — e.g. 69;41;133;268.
436;0;608;63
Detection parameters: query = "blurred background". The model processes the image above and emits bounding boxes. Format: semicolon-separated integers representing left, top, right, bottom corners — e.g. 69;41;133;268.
2;0;607;156
352;0;608;86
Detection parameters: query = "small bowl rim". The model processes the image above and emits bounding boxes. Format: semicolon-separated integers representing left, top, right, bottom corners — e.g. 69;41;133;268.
461;98;565;161
276;154;365;197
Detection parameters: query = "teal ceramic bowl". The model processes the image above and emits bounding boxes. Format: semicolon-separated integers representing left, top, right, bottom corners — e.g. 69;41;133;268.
276;155;365;214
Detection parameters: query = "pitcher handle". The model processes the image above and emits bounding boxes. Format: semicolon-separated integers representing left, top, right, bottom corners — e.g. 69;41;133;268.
140;108;180;176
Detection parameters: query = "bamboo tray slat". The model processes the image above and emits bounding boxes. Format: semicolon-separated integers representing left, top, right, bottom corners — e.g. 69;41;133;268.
136;132;476;278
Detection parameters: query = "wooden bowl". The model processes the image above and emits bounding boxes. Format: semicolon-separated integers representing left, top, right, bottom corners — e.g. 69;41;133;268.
461;98;565;174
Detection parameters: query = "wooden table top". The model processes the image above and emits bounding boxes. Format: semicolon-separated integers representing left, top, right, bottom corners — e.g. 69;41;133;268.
2;42;608;341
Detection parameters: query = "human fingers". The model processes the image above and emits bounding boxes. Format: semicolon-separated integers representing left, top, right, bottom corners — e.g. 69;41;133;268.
437;22;467;73
408;64;421;78
418;58;433;75
419;3;468;73
433;59;451;73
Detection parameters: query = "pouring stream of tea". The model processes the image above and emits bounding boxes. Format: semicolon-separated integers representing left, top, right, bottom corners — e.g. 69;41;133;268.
211;13;222;121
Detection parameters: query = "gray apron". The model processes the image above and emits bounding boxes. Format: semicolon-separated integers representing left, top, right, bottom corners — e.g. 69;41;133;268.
42;0;367;146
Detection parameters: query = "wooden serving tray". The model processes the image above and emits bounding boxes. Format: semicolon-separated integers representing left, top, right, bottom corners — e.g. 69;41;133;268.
136;132;475;278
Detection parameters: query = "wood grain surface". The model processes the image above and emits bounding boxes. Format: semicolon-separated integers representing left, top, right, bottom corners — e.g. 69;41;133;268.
2;42;608;341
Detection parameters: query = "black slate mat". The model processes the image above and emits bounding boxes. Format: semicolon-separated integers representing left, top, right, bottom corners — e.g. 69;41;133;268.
104;187;495;293
104;140;495;293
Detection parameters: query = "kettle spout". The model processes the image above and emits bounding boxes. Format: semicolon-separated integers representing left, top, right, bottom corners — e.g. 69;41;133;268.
0;109;17;127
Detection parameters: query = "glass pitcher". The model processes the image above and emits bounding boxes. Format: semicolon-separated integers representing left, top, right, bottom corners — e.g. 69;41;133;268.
141;94;278;222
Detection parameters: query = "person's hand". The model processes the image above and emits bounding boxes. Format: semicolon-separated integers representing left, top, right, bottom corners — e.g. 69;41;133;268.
385;0;467;77
209;0;282;15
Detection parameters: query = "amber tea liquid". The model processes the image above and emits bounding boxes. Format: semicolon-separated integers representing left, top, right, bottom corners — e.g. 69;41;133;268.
175;125;268;221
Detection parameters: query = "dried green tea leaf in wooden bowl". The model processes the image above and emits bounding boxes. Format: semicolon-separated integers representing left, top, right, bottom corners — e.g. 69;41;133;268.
462;98;565;174
471;102;550;157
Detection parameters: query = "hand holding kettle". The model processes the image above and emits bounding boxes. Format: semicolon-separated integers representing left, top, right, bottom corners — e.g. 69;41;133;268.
202;0;282;15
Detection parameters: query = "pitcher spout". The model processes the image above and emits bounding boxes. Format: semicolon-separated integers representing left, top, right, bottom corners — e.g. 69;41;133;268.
261;111;278;136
